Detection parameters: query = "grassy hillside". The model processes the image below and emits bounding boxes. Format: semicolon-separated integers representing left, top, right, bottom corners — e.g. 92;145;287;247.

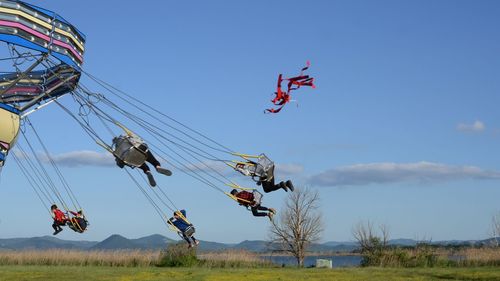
0;266;499;281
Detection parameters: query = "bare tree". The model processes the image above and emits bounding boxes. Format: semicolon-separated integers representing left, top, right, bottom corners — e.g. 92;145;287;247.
352;221;390;251
352;220;375;251
352;221;390;266
269;188;324;267
491;212;500;247
380;223;390;247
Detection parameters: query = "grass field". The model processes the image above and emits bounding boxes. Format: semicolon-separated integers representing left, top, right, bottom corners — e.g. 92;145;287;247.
0;266;499;281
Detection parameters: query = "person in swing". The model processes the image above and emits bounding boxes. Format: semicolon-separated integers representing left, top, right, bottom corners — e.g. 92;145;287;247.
230;189;276;220
234;154;294;193
112;131;172;187
67;210;88;233
168;210;199;248
51;204;68;235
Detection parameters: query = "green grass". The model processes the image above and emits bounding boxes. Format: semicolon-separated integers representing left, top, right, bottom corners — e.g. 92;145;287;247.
0;266;499;281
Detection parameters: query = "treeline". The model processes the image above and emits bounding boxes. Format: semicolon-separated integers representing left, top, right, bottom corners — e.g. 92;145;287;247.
355;240;500;267
352;221;500;268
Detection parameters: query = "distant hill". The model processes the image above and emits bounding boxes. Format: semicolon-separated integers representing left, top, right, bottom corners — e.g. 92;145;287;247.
91;234;140;250
0;235;496;252
130;234;175;250
196;240;232;251
0;236;98;250
234;240;271;252
322;241;358;251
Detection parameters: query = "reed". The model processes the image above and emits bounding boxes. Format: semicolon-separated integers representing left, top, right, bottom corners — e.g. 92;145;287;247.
0;248;275;268
198;249;274;268
0;249;160;267
363;246;500;268
451;248;500;267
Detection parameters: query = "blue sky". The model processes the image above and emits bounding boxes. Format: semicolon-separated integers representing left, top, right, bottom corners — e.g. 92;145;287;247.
0;0;499;243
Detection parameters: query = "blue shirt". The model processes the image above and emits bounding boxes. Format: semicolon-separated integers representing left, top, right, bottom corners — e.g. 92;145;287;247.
170;210;190;231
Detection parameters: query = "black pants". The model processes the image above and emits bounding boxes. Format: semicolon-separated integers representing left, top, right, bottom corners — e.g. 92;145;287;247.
139;150;161;174
251;205;269;217
182;232;197;245
52;221;65;231
261;178;282;193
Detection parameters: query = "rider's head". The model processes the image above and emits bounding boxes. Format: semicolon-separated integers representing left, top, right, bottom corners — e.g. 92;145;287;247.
230;189;238;196
50;204;57;210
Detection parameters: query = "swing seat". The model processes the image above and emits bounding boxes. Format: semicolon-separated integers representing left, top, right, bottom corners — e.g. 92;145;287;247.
252;191;263;206
113;135;148;167
68;217;88;233
255;154;274;181
235;154;275;182
183;225;196;237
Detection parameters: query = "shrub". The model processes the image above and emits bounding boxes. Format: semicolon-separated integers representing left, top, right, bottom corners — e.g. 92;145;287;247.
359;236;385;266
157;243;198;267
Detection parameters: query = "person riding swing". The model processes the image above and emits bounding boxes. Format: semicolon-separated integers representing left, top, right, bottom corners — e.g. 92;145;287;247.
230;189;276;220
51;204;68;235
168;210;199;248
234;154;294;193
112;129;172;187
67;210;88;233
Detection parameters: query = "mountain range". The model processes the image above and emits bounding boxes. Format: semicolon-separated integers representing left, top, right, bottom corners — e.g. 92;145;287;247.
0;235;496;252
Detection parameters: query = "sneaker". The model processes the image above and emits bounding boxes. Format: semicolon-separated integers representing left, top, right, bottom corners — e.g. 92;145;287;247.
194;240;200;246
267;212;274;221
286;180;294;192
279;181;288;192
146;171;157;187
268;208;276;214
188;243;193;248
156;166;172;176
53;229;62;235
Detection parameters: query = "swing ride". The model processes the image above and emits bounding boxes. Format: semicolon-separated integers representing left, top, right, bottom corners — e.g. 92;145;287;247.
0;0;304;239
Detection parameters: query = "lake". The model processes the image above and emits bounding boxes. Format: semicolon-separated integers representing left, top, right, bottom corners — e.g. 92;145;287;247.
261;255;362;267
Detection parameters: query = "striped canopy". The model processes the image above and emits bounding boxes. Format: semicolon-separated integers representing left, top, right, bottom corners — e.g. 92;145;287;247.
0;0;86;68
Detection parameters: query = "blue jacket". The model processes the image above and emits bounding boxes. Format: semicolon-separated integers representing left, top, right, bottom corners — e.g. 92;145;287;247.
170;210;190;231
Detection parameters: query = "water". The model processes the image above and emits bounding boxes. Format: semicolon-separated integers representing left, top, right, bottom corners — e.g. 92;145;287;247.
261;255;362;267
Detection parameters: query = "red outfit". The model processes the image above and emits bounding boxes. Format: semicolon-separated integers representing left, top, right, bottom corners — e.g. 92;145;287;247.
235;191;254;206
53;209;67;223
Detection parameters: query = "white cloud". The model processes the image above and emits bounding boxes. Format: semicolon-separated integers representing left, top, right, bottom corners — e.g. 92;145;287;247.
45;150;114;167
457;120;485;133
10;149;114;167
275;163;304;176
309;162;500;187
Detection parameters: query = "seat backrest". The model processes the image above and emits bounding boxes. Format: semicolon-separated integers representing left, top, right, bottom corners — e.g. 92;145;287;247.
184;226;195;237
113;136;148;167
252;191;263;206
249;154;274;181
